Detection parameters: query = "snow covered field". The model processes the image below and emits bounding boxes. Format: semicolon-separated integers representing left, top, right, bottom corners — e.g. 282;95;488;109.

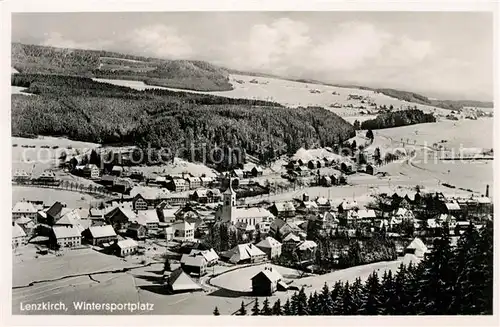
93;74;450;117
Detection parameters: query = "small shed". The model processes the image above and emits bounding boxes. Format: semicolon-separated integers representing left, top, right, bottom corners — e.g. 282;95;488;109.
165;268;203;294
251;267;286;296
405;237;428;258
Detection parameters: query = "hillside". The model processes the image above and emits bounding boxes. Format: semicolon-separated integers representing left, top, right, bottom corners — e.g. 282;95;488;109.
11;73;355;169
11;43;233;92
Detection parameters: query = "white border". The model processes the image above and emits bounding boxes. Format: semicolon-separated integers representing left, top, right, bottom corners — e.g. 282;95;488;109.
1;1;499;327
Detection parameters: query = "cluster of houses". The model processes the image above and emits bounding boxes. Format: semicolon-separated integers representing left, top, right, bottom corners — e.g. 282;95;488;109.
12;169;61;186
285;157;374;179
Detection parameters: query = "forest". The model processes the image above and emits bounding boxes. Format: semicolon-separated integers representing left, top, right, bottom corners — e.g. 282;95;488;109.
360;109;436;130
12;73;355;169
220;221;493;316
12;43;233;91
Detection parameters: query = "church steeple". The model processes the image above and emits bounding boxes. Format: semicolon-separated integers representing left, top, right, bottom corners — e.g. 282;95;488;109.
221;173;236;223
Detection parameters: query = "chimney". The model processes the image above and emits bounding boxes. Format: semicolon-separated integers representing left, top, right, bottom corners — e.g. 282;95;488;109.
486;184;489;198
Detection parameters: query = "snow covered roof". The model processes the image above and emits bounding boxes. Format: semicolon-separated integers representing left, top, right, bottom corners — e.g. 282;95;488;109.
357;209;376;219
273;201;296;212
338;200;358;211
12;223;26;238
234;207;274;219
194;189;208;198
167;268;202;292
116;238;138;249
315;197;330;206
135;210;160;225
256;236;282;249
224;243;266;263
52;226;81;239
252;267;283;283
406;237;428;253
190;249;219;262
130;186;170;200
55;209;82;226
12;201;37;214
181;253;207;267
89;225;117;238
297;240;318;251
15;216;33;225
283;233;301;242
444;201;461;211
302;201;318;209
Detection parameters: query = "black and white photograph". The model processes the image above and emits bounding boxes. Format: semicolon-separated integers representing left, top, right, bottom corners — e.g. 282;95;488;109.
3;0;497;320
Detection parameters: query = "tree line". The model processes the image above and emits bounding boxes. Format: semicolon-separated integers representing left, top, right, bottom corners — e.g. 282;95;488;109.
361;109;436;130
216;221;493;315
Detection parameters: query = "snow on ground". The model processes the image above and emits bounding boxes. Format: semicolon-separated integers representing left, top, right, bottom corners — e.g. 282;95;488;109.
292;148;348;163
93;74;450;117
133;157;219;178
12;247;135;287
12;86;32;95
12;186;105;209
210;263;307;292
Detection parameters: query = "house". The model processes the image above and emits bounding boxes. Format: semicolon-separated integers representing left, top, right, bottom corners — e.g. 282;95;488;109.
297;159;307;166
110;166;124;177
52;226;82;248
100;175;117;186
12;222;27;248
13;170;30;183
172;221;195;242
315;197;332;212
126;222;147;240
15;216;36;237
207;189;222;203
443;201;462;216
307;160;318;169
185;176;201;190
105;207;137;231
84;225;117;246
231;169;245;179
109;238;138;257
282;233;301;252
44;201;66;225
295;166;310;176
320;175;333;187
270;219;303;238
366;164;375;175
268;201;296;218
37;171;57;184
171;179;189;192
135;210;160;231
165;268;202;293
296;240;318;262
340;162;354;174
12;201;38;221
251;267;287;296
221;243;267;264
82;164;100;179
251;166;264;177
191;189;209;203
405;237;428;258
256;237;282;259
164;226;174;241
356;209;377;225
180;253;208;276
199;176;214;187
391;208;415;224
189;249;219;266
435;213;457;229
296;200;319;214
132;194;149;211
130;187;170;209
157;205;178;223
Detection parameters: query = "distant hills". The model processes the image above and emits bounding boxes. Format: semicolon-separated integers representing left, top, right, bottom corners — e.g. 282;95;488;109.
11;43;233;92
229;70;494;110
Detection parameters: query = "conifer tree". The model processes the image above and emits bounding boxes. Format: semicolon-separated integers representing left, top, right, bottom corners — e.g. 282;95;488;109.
360;271;381;315
261;298;272;315
331;281;343;314
213;306;220;316
283;298;293;315
319;283;334;315
350;277;364;314
477;221;493;314
237;301;247;316
272;299;282;315
342;281;356;315
251;298;260;316
379;270;396;315
418;225;454;314
296;287;309;315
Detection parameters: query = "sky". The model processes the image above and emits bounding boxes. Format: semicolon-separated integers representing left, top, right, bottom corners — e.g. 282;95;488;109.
12;12;494;101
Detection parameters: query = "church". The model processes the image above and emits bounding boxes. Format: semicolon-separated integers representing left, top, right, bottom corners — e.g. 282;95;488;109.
215;178;274;228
